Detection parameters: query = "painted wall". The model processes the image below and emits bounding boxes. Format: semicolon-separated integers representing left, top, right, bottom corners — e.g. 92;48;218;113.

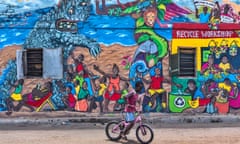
0;0;240;115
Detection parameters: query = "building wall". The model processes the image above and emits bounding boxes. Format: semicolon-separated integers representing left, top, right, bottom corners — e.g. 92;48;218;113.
0;0;240;114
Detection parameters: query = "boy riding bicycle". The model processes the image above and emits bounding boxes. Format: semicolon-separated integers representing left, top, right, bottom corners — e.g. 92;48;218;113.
121;82;144;140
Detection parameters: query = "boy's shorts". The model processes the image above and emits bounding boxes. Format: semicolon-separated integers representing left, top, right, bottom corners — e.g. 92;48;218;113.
125;112;135;122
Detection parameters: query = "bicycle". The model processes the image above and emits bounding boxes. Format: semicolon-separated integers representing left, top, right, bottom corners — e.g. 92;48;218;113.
105;111;154;144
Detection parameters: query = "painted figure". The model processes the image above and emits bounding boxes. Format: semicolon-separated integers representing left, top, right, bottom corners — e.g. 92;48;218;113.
93;64;129;112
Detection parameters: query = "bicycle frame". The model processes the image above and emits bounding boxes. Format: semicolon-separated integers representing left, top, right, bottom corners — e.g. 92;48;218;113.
112;112;144;134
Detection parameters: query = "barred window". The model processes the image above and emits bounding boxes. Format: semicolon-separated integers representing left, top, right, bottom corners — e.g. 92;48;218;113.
179;48;196;77
16;48;63;79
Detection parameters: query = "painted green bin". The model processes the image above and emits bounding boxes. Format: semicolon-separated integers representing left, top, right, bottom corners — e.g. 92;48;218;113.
168;93;192;113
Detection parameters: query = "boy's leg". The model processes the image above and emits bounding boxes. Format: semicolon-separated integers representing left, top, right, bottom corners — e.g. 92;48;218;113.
123;122;134;135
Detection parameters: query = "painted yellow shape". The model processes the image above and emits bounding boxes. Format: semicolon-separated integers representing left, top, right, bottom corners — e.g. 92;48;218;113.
188;97;199;109
36;98;55;112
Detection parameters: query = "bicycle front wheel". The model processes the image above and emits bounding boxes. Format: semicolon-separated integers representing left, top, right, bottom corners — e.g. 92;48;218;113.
136;124;154;144
105;121;122;141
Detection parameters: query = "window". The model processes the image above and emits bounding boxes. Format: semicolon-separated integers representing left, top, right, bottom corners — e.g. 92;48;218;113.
24;49;43;77
170;48;196;77
16;48;63;79
179;48;196;77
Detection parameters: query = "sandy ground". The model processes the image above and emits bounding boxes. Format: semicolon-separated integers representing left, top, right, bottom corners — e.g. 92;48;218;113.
0;127;240;144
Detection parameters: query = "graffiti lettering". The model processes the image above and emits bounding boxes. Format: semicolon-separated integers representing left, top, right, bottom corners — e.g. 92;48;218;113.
201;31;233;38
221;15;234;23
174;30;235;38
176;31;199;38
193;0;215;8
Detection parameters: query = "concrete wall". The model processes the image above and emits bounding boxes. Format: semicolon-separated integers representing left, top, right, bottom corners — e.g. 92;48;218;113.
0;0;240;114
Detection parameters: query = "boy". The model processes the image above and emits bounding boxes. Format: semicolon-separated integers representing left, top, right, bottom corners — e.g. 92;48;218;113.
121;82;144;140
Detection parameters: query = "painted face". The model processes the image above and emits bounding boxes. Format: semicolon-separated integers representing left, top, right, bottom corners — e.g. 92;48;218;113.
188;82;196;90
208;57;214;64
224;79;231;85
203;7;208;14
221;56;228;64
112;65;119;74
229;46;237;56
66;87;71;93
155;68;161;75
146;12;156;27
82;82;87;89
148;58;155;68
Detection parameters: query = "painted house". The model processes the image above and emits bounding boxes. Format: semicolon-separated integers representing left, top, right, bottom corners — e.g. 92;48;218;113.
168;23;240;113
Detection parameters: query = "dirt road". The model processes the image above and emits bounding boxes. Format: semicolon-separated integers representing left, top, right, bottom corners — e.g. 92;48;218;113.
1;127;240;144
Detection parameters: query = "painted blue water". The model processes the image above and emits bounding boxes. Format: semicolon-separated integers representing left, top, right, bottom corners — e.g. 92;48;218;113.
0;7;192;49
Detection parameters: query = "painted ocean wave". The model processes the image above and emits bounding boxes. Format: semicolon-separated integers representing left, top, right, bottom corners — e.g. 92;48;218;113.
0;7;192;49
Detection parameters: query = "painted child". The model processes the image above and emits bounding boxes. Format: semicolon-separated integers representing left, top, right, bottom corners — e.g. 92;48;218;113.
5;79;24;115
89;76;107;113
219;55;234;74
62;86;76;111
75;81;89;112
93;64;129;112
115;82;129;111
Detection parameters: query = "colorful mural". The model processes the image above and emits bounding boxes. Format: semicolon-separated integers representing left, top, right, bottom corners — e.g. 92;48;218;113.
0;0;240;115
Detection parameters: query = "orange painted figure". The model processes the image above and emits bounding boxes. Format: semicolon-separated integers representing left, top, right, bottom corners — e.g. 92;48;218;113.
93;64;129;112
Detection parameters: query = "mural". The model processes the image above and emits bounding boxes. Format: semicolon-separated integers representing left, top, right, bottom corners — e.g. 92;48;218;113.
0;0;240;115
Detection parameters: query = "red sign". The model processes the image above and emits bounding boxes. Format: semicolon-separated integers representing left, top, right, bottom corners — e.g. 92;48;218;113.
172;23;240;39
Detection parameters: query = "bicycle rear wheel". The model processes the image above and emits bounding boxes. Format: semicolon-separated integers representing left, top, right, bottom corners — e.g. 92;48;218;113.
136;124;154;144
105;121;123;141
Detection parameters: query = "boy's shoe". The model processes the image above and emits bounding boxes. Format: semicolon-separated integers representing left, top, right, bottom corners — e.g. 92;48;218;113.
120;133;128;140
